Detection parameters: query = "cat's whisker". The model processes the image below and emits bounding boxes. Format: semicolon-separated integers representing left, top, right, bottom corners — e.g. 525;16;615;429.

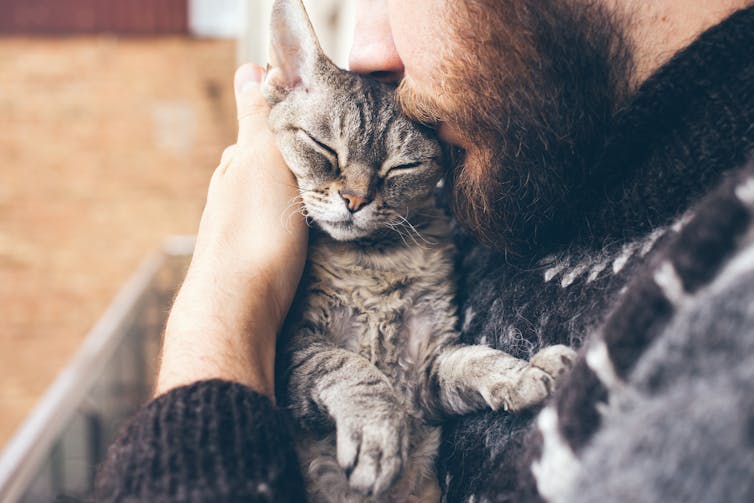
404;219;437;247
409;209;438;219
283;195;306;212
280;191;317;232
281;202;309;232
280;195;308;230
401;222;430;250
385;222;411;248
296;202;316;228
387;219;421;249
386;218;416;246
395;214;438;247
294;205;314;228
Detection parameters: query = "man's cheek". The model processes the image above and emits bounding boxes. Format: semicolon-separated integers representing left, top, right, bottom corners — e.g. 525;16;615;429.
438;123;468;149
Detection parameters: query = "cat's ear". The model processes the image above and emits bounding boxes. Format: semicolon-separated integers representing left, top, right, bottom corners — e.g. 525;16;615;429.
263;0;328;104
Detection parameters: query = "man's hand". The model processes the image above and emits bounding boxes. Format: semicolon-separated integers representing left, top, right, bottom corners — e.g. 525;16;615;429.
155;64;308;399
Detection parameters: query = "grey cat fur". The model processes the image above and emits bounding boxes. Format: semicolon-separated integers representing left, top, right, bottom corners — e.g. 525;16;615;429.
261;1;577;501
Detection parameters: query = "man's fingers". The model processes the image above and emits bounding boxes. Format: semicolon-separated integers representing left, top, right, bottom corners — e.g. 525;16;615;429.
234;63;272;145
212;144;238;176
220;144;237;165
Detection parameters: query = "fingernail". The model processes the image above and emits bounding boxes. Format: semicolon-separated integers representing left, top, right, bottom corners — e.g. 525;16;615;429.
235;64;264;94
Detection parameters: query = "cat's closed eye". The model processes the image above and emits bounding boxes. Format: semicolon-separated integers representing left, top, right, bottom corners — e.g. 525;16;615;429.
297;129;338;173
383;161;430;178
387;161;423;173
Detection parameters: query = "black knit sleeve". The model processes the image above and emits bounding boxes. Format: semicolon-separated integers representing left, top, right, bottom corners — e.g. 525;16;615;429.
95;379;306;502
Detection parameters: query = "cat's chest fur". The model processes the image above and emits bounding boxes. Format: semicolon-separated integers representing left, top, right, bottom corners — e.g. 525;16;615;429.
303;215;457;388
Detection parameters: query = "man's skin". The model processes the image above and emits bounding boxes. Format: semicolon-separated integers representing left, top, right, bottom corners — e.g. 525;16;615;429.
155;64;307;399
156;0;748;407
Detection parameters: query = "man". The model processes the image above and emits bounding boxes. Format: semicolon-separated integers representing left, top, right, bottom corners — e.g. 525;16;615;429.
97;0;754;501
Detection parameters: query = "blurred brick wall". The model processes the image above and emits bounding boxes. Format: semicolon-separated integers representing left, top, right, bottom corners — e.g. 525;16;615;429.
0;36;237;449
0;0;188;35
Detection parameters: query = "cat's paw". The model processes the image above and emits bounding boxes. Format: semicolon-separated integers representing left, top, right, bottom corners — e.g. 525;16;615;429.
335;409;408;497
481;344;576;412
529;344;577;380
481;365;552;412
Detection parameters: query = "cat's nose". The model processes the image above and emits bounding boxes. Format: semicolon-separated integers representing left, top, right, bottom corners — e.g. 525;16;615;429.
339;190;370;213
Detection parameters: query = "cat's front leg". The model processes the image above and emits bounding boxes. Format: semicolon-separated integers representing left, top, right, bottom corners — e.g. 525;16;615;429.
419;344;576;418
287;343;409;497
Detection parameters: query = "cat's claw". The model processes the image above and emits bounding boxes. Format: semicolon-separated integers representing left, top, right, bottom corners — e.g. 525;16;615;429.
482;344;577;412
482;366;552;412
530;344;577;378
336;410;408;496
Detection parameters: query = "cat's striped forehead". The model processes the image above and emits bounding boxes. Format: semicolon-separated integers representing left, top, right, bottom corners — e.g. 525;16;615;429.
311;71;439;168
267;66;441;175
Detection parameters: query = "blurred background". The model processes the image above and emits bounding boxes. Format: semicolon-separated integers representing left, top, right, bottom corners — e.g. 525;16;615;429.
0;0;354;500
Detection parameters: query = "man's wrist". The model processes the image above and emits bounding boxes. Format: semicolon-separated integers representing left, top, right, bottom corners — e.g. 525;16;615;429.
155;261;283;399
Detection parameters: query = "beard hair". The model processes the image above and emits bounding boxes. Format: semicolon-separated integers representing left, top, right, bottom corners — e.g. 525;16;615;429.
397;0;635;258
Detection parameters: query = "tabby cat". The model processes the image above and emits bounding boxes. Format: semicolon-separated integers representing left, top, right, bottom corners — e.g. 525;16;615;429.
261;1;576;501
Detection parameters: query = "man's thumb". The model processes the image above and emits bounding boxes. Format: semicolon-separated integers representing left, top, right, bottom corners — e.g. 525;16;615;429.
234;63;270;143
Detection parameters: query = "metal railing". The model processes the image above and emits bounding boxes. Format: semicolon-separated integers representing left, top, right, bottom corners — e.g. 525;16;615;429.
0;236;194;503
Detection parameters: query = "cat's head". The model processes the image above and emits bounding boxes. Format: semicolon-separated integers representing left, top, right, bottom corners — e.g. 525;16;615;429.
262;0;443;242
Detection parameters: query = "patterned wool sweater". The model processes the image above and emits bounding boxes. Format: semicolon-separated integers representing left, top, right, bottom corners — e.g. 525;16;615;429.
96;7;754;503
440;6;754;501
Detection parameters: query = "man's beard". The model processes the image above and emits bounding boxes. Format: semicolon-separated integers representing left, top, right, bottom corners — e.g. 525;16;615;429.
397;0;635;258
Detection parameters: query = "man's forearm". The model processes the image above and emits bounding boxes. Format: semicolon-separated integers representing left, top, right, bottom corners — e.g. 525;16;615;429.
156;262;279;398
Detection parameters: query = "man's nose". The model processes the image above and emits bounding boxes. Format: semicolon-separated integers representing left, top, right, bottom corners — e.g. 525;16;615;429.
348;0;404;82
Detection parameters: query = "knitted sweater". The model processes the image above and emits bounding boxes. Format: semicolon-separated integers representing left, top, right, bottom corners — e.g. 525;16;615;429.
441;6;754;501
96;7;754;502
